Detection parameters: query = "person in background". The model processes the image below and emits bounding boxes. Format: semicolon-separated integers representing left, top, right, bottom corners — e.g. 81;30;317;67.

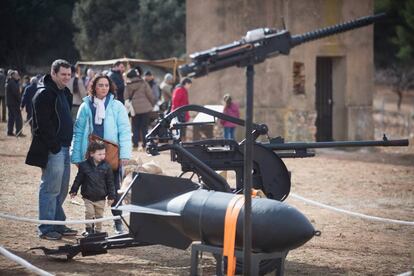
21;75;30;91
69;140;115;236
124;69;155;150
25;59;77;240
5;70;24;137
84;68;95;91
143;70;160;102
20;76;38;132
159;73;174;113
171;78;192;140
220;94;240;140
71;74;131;234
67;66;87;121
108;61;125;104
0;68;6;122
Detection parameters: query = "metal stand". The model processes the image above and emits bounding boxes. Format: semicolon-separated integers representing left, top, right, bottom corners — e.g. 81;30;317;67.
243;63;254;274
190;242;287;276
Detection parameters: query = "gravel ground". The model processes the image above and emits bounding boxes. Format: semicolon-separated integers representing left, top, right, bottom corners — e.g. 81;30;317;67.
0;121;413;275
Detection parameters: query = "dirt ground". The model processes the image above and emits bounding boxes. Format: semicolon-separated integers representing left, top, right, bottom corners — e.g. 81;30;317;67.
0;116;413;275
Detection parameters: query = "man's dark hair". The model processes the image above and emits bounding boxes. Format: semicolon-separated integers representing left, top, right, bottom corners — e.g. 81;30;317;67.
87;140;106;154
144;70;152;76
180;77;192;86
113;61;123;68
51;59;71;74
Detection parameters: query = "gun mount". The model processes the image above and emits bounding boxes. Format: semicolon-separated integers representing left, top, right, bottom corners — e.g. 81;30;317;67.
146;105;409;201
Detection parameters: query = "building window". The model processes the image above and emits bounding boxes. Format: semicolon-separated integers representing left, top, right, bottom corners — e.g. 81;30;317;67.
293;61;305;95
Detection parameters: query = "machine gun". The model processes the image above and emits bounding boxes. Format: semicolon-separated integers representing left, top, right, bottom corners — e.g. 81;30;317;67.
146;105;409;201
179;13;387;78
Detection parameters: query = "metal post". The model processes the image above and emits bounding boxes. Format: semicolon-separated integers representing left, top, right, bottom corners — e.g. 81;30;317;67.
243;64;254;274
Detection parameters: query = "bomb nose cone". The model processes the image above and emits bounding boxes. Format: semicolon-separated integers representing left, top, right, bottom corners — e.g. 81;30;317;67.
249;199;315;252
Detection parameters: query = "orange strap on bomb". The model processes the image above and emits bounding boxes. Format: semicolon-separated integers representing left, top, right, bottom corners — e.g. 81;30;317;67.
223;190;261;276
223;195;245;276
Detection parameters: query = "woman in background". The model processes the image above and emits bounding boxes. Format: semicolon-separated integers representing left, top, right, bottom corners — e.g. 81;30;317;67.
220;93;240;140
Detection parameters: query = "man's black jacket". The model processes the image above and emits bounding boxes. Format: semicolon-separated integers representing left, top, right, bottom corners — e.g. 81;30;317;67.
25;74;73;168
70;158;115;202
5;78;21;107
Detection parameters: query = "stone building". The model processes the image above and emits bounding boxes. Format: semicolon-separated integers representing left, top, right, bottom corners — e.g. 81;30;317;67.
186;0;374;141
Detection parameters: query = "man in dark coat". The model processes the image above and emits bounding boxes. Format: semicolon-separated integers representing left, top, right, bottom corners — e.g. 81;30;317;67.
0;68;6;122
21;76;38;123
108;61;125;104
5;70;24;136
25;59;78;240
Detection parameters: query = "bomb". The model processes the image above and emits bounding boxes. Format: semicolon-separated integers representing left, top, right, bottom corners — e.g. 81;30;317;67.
115;173;316;253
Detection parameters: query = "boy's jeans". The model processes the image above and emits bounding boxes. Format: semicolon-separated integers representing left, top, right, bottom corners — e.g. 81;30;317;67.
38;147;70;235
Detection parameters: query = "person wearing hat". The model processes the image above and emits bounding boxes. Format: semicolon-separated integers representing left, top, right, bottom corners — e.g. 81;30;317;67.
124;68;156;150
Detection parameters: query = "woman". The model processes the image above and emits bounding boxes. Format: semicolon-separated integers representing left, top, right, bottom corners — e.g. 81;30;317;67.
124;68;155;150
220;94;240;140
71;74;131;234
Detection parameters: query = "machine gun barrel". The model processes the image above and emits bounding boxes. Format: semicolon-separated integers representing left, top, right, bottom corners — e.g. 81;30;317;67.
263;138;409;151
179;13;386;78
290;13;386;47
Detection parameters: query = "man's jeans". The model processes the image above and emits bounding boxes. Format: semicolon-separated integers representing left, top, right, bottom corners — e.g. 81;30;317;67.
38;147;70;234
7;105;22;135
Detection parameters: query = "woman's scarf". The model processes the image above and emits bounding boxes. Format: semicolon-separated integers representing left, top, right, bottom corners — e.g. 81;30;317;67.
94;96;106;125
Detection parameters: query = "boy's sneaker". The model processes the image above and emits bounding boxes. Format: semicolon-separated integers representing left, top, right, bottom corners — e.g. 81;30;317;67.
40;231;62;240
57;226;78;236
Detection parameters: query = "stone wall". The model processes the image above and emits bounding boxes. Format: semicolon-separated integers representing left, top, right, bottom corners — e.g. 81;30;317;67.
186;0;374;141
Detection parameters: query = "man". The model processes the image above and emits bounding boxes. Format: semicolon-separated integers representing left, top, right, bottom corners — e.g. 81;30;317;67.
20;76;38;133
171;78;192;140
26;59;77;240
0;68;6;122
159;73;174;113
67;65;87;121
5;70;24;137
108;61;125;104
143;70;160;102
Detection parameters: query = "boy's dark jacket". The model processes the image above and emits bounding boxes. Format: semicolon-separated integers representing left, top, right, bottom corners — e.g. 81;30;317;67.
25;74;73;168
70;158;116;202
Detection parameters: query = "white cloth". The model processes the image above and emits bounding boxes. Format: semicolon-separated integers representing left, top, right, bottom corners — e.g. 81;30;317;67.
94;97;106;125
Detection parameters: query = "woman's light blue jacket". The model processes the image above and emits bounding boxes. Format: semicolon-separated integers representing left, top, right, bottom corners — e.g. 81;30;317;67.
71;94;132;164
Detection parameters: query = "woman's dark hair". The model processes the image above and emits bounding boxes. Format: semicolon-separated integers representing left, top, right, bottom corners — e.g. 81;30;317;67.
180;77;192;86
88;74;116;97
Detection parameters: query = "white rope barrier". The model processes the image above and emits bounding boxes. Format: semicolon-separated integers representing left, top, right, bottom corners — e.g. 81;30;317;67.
0;213;129;225
0;246;54;276
290;193;414;226
396;271;412;276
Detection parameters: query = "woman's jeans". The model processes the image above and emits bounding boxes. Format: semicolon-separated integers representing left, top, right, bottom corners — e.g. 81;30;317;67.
38;147;70;234
224;127;235;140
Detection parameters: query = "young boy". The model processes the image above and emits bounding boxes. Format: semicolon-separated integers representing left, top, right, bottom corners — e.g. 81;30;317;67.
70;141;116;236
